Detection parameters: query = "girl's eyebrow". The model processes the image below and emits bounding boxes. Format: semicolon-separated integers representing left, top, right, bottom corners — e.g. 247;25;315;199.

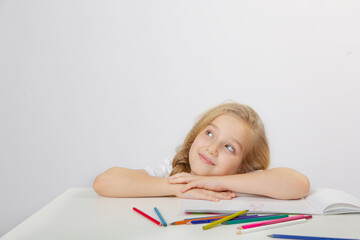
208;123;244;152
208;123;218;129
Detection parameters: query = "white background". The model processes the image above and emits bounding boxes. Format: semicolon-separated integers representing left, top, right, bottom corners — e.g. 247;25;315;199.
0;0;359;237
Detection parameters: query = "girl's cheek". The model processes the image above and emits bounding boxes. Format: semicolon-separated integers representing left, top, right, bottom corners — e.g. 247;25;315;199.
196;136;207;146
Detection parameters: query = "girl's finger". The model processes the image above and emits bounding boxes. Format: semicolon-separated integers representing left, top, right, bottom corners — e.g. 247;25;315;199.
181;180;210;193
204;195;220;202
215;192;234;200
204;190;233;201
169;172;191;179
169;178;186;184
196;190;220;202
201;190;234;201
180;182;197;193
169;176;193;184
168;177;179;183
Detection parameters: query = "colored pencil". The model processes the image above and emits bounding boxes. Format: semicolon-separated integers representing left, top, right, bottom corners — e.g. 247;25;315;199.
133;207;162;226
268;234;360;240
170;215;232;225
224;214;289;225
187;215;260;225
184;213;232;220
237;219;307;234
185;212;221;214
170;220;191;225
238;215;312;230
187;219;222;225
154;207;167;227
202;210;248;230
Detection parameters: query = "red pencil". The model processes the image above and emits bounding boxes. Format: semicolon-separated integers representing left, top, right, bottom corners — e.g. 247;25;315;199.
133;207;162;226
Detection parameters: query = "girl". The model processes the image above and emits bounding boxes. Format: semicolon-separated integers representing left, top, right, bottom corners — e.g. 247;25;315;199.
93;102;310;201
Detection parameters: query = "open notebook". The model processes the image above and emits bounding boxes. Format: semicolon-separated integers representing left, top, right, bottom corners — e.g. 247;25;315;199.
182;188;360;215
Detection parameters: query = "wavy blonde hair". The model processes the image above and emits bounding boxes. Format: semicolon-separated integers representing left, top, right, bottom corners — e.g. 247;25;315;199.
170;102;270;176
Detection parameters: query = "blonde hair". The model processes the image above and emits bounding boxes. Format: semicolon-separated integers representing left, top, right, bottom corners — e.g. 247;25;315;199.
170;102;270;176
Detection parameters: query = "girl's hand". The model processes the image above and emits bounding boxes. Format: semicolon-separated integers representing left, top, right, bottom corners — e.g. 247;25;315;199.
169;172;236;198
169;172;200;184
176;188;234;202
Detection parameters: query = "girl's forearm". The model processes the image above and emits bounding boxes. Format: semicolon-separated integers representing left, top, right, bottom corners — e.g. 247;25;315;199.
93;167;182;197
220;168;310;199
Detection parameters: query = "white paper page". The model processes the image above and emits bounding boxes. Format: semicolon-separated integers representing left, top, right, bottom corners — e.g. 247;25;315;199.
182;193;319;214
305;188;360;214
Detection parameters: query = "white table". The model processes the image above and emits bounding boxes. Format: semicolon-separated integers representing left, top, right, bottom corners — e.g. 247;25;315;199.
2;188;360;240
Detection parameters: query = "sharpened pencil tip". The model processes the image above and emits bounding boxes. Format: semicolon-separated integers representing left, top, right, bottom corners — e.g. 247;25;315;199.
268;235;274;238
170;222;175;225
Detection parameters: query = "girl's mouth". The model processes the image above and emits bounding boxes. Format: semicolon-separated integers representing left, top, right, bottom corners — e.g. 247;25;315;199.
199;153;215;165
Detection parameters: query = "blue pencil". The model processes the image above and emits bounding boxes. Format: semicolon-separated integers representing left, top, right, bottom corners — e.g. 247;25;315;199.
184;213;232;220
268;234;360;240
154;207;167;227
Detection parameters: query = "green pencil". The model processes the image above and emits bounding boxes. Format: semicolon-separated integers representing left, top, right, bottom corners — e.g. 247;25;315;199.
222;214;288;225
202;210;248;230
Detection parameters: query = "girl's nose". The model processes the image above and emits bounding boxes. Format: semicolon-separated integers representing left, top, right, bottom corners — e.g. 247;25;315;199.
206;142;218;157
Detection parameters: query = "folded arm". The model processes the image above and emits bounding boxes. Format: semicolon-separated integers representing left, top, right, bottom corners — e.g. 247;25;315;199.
169;167;310;200
93;167;179;197
93;167;235;201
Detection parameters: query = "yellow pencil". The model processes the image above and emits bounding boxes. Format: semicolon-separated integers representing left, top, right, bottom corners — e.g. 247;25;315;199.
202;210;248;230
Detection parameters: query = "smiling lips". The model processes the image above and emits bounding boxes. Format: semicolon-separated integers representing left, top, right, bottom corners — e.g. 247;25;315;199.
199;153;215;166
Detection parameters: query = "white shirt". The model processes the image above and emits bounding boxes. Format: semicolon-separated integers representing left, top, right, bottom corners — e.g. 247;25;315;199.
144;158;173;178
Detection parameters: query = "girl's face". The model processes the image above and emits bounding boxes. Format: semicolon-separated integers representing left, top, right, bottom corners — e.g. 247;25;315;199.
189;114;251;176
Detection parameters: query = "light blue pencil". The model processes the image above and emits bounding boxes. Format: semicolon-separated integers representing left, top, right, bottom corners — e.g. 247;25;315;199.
268;234;360;240
154;207;167;227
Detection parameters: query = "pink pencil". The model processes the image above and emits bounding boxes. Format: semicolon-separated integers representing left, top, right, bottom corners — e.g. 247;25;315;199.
238;214;312;230
133;207;162;226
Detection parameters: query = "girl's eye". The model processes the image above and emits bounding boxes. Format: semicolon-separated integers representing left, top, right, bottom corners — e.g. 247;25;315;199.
225;145;234;153
206;131;213;137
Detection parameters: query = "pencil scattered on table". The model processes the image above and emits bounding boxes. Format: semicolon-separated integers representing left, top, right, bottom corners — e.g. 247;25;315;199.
184;213;232;220
133;207;316;235
268;234;360;240
238;214;312;230
187;215;259;225
170;214;231;225
237;218;307;234
223;214;289;225
133;207;162;226
154;207;167;227
202;210;248;230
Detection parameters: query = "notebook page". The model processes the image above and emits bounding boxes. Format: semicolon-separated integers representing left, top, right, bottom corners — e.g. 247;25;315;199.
305;188;360;214
182;193;319;214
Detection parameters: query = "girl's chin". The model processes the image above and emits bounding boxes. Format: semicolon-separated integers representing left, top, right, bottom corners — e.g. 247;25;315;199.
190;169;212;176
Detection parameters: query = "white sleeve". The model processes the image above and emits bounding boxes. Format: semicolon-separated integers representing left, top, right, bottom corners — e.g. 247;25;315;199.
144;158;173;178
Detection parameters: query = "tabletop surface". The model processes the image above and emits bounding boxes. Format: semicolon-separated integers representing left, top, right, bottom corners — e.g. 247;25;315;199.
2;188;360;240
